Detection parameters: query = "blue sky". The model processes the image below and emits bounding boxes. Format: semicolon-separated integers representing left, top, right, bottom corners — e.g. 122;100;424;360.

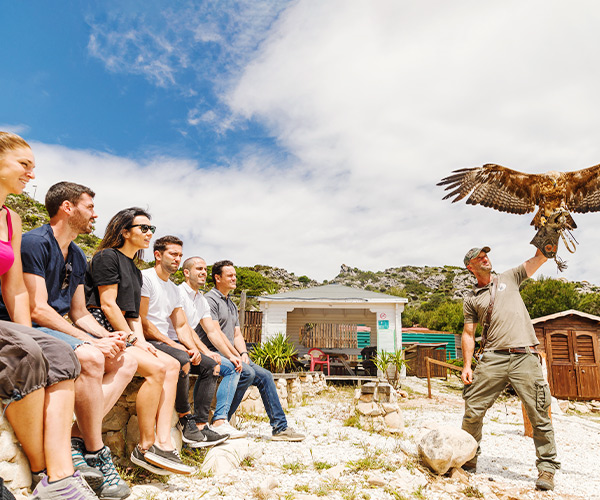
3;1;600;283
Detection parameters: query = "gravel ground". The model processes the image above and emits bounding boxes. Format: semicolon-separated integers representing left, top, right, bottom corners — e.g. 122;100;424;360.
126;377;600;500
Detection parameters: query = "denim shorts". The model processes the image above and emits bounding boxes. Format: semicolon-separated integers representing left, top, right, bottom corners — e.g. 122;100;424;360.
36;326;87;350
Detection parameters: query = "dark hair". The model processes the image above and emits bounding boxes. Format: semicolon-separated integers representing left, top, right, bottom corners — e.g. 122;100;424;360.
212;259;234;281
0;131;30;156
182;256;205;272
45;181;95;218
97;207;151;262
153;235;183;254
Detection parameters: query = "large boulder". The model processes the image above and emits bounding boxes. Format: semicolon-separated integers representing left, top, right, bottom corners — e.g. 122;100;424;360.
418;425;477;475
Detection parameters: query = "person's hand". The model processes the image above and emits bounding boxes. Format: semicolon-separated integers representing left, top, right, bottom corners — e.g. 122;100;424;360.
187;348;202;365
207;352;221;364
461;366;473;385
110;331;128;341
241;353;250;364
230;356;243;372
531;210;565;258
136;340;158;356
91;336;126;358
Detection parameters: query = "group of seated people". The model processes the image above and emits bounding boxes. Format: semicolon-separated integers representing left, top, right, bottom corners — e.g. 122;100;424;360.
0;131;304;500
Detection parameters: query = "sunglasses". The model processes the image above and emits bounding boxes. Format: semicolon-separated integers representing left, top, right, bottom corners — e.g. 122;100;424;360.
129;224;156;234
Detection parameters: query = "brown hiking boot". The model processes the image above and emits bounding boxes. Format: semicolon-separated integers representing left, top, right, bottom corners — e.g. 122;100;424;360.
462;458;477;473
536;470;555;491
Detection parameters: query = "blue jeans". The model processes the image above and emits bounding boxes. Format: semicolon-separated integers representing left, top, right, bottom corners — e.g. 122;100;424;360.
211;355;241;422
228;361;288;434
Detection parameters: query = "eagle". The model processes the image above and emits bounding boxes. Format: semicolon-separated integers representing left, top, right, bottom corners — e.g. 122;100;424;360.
437;163;600;230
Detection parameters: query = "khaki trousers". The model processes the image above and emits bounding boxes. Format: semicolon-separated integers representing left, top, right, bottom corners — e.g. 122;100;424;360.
462;351;560;473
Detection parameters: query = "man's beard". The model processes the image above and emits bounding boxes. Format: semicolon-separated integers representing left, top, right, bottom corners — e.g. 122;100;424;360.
68;209;92;234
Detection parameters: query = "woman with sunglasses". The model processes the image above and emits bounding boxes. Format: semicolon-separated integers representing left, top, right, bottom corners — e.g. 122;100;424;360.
85;208;193;475
0;132;92;499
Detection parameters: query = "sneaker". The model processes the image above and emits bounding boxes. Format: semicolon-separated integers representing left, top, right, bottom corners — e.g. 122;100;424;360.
71;438;104;491
143;445;195;475
130;446;172;476
536;470;555;491
176;414;205;444
84;446;131;500
31;470;46;491
272;427;305;442
186;426;229;448
462;458;477;473
32;471;98;500
211;421;247;439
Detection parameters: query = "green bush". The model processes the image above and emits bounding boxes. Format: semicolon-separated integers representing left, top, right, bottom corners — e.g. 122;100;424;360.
250;333;297;373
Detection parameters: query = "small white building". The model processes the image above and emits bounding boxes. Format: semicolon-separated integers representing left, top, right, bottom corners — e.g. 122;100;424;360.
258;284;408;352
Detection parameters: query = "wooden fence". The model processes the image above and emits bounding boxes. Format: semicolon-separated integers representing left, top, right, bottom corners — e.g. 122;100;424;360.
243;310;263;344
299;323;358;349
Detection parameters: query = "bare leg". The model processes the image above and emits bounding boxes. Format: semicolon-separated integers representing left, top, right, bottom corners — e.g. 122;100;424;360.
5;388;46;473
44;380;76;481
154;351;180;450
125;347;166;450
70;345;106;451
101;351;137;415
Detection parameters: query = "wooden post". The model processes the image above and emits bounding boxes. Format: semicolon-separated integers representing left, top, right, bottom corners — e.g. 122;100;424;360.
426;356;432;398
239;290;247;336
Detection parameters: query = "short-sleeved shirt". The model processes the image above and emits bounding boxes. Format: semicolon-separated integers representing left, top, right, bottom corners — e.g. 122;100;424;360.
196;287;239;352
141;268;182;341
85;248;143;318
463;265;538;350
177;281;211;330
0;224;86;321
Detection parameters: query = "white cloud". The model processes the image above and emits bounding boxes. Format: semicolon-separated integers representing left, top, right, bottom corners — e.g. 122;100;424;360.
26;1;600;284
0;124;31;135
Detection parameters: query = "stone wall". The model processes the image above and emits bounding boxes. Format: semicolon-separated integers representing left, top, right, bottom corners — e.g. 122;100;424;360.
0;371;326;497
353;381;404;433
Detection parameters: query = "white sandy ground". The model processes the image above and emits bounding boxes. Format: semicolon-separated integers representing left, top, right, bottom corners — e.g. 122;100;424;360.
126;377;600;500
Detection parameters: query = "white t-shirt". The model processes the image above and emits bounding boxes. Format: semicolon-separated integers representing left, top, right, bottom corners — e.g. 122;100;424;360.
141;268;182;341
178;281;212;329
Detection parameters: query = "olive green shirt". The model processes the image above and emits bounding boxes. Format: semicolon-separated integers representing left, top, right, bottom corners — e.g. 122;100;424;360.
463;265;538;350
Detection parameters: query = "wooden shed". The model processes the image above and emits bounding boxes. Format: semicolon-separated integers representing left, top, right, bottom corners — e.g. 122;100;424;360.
532;309;600;401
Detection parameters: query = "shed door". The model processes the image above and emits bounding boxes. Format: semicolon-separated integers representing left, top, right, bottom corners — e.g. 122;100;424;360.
546;328;600;400
546;329;577;399
575;330;600;399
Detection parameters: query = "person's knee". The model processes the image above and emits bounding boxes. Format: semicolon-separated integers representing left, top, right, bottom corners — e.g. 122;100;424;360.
75;345;104;377
213;364;221;377
107;351;138;379
181;362;190;375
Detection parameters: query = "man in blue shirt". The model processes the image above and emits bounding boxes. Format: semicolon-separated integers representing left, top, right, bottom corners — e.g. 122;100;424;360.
18;182;136;499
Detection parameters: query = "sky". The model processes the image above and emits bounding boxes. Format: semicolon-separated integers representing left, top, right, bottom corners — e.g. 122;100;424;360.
3;0;600;283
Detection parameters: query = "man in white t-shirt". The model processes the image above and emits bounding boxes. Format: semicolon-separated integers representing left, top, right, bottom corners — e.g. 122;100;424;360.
179;256;246;439
140;236;228;448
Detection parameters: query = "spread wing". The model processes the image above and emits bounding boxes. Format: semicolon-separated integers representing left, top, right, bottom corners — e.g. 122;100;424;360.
563;163;600;213
437;164;545;215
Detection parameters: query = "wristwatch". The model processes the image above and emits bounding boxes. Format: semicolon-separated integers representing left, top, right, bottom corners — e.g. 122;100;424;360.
126;333;138;345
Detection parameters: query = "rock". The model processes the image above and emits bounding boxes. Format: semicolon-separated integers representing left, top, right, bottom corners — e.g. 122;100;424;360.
382;402;399;413
0;459;31;490
398;390;409;398
448;467;470;483
201;439;262;475
125;415;140;457
104;431;125;458
326;464;345;479
0;431;19;462
384;410;404;431
367;473;386;486
574;402;590;413
359;394;374;403
102;405;130;432
418;426;477;475
391;467;429;494
558;399;570;412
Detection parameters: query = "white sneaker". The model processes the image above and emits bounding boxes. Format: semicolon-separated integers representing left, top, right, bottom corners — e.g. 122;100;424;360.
211;421;247;439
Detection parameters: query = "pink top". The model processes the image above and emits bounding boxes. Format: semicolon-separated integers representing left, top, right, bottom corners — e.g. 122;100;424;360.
0;206;15;276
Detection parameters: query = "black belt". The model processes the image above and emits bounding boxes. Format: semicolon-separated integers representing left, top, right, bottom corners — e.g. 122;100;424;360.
491;347;538;355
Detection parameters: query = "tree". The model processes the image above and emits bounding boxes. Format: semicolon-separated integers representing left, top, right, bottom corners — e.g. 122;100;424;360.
577;293;600;316
520;276;579;319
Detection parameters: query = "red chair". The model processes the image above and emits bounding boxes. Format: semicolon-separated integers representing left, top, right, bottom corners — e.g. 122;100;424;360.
309;348;330;375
